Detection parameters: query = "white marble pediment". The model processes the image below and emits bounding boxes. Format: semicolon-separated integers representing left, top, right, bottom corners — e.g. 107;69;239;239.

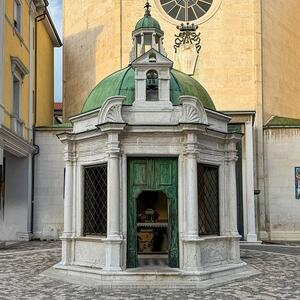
132;48;173;68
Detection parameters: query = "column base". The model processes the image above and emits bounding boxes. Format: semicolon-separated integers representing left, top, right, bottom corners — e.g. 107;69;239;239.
259;230;269;241
16;232;32;241
60;232;74;239
183;234;200;241
246;233;258;242
104;237;124;271
61;237;74;266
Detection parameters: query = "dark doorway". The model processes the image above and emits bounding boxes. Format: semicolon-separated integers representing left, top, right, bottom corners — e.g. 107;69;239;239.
137;191;168;267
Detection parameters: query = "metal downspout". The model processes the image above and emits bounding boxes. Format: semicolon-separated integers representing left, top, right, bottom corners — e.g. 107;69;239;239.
30;11;46;235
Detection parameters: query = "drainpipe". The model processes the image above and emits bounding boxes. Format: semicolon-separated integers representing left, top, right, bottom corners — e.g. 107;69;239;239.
30;7;46;236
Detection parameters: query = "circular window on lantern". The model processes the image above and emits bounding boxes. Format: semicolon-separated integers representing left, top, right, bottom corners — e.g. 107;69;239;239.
155;0;222;25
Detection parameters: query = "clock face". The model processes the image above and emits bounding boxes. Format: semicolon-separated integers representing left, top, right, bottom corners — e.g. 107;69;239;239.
159;0;213;22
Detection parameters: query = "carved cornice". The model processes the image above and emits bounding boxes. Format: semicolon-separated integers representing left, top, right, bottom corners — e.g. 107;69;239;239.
0;126;35;157
97;123;126;134
11;57;29;79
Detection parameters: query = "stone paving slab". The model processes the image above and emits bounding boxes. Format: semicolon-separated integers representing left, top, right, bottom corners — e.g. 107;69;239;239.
0;241;299;299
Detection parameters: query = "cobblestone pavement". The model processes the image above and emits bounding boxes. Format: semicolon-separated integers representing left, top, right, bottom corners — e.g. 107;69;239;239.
0;241;299;299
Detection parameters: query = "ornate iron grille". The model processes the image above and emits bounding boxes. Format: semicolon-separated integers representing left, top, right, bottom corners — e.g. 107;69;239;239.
197;164;219;235
83;164;107;236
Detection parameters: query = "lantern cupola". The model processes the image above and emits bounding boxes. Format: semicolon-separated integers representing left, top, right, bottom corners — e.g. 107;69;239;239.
130;1;167;62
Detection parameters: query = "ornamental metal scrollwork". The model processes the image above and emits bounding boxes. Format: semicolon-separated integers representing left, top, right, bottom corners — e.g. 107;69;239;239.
174;23;201;53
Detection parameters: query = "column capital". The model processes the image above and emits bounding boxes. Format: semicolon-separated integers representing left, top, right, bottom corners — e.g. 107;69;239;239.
106;141;121;156
224;151;238;163
183;128;199;157
64;151;77;163
183;142;198;157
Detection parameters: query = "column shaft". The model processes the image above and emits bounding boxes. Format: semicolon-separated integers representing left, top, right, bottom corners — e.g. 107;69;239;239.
63;161;73;236
228;159;239;235
108;153;120;238
185;154;199;238
245;121;258;241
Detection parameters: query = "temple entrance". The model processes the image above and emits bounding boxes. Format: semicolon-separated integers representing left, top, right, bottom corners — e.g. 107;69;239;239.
127;158;178;268
137;191;168;266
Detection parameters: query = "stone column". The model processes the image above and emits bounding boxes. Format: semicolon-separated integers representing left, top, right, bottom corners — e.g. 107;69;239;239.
245;121;258;242
61;143;76;265
152;33;157;50
182;129;202;271
184;132;199;239
63;160;74;236
141;33;145;54
99;125;125;271
225;140;240;237
107;138;121;238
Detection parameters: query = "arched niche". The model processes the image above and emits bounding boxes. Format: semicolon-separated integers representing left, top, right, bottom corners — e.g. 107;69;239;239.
146;70;159;101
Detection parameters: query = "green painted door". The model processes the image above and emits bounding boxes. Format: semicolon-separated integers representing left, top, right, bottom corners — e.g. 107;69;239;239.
127;158;179;268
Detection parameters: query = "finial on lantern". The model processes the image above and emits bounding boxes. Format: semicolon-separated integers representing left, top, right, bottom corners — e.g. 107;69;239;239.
144;1;151;16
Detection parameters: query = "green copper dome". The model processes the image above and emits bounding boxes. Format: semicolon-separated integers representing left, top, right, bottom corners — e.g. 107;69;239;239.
135;15;161;30
82;66;216;113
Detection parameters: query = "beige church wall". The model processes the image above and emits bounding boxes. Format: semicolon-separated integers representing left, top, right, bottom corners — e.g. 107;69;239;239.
262;0;300;122
63;0;259;119
264;128;300;240
63;0;123;119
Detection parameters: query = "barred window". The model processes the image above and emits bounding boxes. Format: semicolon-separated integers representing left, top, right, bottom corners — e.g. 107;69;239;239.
198;164;220;235
83;164;107;236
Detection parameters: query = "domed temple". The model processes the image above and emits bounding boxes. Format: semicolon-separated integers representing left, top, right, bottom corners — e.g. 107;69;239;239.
55;3;253;284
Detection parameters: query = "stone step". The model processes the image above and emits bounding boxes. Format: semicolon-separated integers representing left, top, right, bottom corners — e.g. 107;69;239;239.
42;262;259;289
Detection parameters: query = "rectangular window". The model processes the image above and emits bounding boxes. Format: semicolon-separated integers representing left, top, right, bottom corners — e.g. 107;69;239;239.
13;0;21;33
197;164;220;235
83;164;107;236
12;75;23;136
13;75;20;117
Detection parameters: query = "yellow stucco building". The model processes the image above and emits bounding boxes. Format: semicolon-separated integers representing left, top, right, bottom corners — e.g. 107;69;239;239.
0;0;61;240
61;0;300;242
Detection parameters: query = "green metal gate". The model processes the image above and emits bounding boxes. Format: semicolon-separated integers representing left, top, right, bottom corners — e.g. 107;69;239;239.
127;158;179;268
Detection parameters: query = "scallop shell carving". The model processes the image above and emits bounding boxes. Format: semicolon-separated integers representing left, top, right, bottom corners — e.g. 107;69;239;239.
98;97;125;124
179;97;208;124
106;105;123;123
183;104;201;123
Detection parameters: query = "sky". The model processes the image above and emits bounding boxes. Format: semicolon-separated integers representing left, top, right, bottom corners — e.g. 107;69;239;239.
48;0;63;102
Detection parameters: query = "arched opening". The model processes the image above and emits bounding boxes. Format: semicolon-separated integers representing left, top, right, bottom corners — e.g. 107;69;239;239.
136;190;168;266
149;52;157;63
146;70;159;101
